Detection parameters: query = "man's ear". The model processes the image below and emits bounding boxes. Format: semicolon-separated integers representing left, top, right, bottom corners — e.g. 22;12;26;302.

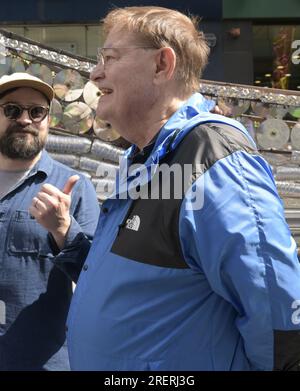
153;47;176;84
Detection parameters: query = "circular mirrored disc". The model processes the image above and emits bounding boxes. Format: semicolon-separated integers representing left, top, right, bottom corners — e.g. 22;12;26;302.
238;117;256;140
0;56;11;76
218;98;250;117
10;57;26;73
269;105;288;119
251;103;287;119
63;102;94;134
83;81;101;110
256;119;290;149
251;102;271;118
27;63;53;85
49;98;63;127
53;69;84;102
93;117;120;142
291;123;300;150
0;56;25;76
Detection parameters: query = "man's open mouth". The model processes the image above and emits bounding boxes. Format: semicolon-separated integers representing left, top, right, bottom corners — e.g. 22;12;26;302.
100;88;113;96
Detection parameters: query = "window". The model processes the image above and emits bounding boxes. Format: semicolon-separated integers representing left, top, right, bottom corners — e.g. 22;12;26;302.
253;24;300;90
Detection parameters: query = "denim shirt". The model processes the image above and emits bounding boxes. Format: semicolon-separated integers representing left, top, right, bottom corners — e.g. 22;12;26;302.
0;150;99;370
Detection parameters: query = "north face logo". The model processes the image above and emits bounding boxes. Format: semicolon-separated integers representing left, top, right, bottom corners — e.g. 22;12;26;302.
125;215;140;231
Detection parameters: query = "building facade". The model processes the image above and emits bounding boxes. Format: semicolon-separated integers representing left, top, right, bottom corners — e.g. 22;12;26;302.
0;0;299;88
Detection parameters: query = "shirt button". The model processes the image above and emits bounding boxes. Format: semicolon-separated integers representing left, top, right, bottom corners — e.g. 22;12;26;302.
102;206;108;213
83;264;88;271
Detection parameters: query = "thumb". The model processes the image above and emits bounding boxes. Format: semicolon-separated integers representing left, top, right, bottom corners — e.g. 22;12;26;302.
63;175;80;195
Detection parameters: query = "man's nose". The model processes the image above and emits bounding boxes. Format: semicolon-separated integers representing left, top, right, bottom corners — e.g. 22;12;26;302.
16;109;32;125
90;63;104;83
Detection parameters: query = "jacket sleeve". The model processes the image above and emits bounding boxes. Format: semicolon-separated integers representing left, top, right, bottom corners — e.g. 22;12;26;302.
179;150;300;370
52;175;100;282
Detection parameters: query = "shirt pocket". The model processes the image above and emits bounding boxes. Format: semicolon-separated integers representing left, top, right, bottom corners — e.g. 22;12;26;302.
7;210;53;258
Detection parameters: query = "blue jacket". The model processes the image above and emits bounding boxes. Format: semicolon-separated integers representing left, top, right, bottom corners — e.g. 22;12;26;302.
58;94;300;370
0;151;99;370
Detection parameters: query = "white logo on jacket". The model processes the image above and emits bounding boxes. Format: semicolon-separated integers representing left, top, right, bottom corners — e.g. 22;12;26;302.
126;215;140;231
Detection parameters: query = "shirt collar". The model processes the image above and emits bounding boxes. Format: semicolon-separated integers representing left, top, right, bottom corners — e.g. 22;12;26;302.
128;134;158;163
28;150;53;178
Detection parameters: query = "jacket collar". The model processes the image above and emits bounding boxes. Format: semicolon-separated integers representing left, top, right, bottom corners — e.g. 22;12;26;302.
114;93;256;197
125;93;255;168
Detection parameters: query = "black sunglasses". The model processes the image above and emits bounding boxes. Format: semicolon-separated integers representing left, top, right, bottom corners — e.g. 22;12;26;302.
0;103;49;123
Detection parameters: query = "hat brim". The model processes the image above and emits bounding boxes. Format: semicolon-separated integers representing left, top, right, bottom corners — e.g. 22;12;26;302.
0;79;54;102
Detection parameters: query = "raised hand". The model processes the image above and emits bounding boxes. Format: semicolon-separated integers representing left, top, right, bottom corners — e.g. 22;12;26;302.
29;175;80;249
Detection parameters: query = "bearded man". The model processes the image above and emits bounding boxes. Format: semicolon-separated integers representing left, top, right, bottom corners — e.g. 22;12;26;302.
0;72;99;370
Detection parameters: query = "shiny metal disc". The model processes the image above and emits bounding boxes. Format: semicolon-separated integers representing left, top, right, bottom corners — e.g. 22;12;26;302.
291;123;300;150
238;117;256;140
269;105;288;119
256;119;290;149
251;102;288;119
251;102;271;118
0;56;25;76
93;117;120;142
53;69;84;102
62;102;94;134
27;63;53;85
10;57;26;73
251;102;272;118
0;51;6;67
0;56;11;76
83;81;102;110
49;98;63;128
218;98;250;117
